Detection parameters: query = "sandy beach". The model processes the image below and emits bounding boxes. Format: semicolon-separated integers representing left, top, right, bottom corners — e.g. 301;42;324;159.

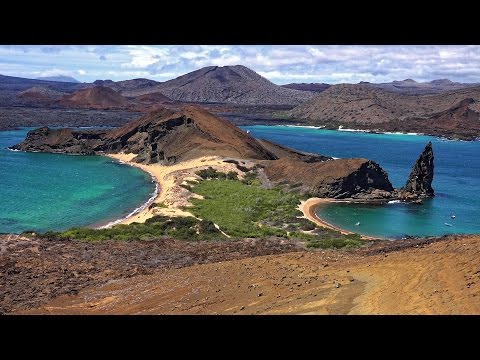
104;153;240;226
105;154;378;240
299;197;378;240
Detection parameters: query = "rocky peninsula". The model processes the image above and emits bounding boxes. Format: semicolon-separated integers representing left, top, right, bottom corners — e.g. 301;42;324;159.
12;105;434;206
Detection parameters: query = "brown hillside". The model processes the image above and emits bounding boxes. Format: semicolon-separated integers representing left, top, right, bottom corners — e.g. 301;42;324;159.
103;105;278;163
155;65;315;106
290;84;480;138
18;86;65;100
384;98;480;139
290;84;430;124
58;86;128;109
135;91;173;104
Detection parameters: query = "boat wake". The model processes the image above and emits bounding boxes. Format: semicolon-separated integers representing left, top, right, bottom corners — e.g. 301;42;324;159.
387;200;402;204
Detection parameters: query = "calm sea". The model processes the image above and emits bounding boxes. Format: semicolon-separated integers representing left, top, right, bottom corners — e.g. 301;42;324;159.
0;128;155;234
242;125;480;239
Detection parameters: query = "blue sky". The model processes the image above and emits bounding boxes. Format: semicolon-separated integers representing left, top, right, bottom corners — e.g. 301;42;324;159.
1;45;479;84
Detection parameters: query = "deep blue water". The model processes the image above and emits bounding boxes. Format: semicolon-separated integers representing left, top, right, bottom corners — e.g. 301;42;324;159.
0;128;156;234
241;125;480;239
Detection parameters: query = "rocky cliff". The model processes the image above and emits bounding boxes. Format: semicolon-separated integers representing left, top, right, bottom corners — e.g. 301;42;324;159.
262;157;394;199
11;127;107;155
401;142;434;198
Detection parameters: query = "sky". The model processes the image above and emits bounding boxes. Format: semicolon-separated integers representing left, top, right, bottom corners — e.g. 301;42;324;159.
1;45;480;84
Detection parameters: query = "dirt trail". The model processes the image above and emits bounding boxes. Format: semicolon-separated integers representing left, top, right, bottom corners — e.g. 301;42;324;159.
22;235;480;315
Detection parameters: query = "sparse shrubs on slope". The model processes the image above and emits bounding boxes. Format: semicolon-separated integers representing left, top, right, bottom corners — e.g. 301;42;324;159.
195;167;238;181
188;176;364;249
195;166;226;180
241;170;260;185
40;215;225;242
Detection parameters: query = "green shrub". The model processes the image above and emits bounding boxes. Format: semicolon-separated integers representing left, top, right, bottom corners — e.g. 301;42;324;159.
39;214;226;242
241;171;258;185
226;171;238;180
195;166;227;180
149;202;167;209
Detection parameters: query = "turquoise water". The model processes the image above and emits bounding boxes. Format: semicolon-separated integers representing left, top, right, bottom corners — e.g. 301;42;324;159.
0;128;156;234
241;125;480;239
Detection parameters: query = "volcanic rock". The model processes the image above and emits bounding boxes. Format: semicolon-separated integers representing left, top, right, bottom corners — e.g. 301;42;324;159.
401;142;434;198
263;157;394;199
12;106;280;164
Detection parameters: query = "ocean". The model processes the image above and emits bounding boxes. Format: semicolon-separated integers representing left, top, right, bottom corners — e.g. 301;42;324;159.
0;128;156;234
241;125;480;239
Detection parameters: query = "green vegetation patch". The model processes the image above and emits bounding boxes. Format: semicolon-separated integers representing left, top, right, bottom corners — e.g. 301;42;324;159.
39;215;226;242
149;202;167;208
34;171;364;249
188;176;364;249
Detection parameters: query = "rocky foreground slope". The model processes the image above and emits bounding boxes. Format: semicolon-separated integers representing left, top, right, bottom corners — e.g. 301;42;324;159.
8;234;479;315
12;105;434;201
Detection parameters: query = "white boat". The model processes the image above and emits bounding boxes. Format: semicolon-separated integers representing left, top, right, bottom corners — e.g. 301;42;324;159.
355;222;360;226
451;215;456;219
246;130;250;134
444;222;453;227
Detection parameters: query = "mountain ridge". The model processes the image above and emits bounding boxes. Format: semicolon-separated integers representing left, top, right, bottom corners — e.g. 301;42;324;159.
289;83;480;139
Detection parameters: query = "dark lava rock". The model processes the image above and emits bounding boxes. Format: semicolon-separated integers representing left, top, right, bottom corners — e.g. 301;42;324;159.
10;127;107;155
263;157;394;199
402;142;434;198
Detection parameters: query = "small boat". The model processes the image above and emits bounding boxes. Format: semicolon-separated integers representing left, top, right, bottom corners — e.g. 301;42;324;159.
246;130;250;134
355;222;360;226
451;215;456;219
444;222;453;227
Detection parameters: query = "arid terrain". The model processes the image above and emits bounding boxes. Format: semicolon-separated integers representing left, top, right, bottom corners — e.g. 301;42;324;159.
4;234;478;315
290;84;480;139
2;67;480;139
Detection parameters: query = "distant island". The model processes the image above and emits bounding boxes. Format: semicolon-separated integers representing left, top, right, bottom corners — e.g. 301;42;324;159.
35;75;80;83
1;65;480;139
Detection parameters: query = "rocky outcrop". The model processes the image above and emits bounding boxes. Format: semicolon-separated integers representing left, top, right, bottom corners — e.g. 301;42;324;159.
12;106;285;164
263;157;394;199
400;142;434;198
11;127;107;155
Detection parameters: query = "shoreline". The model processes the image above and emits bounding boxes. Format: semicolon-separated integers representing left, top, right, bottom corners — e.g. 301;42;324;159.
99;153;241;227
102;153;381;240
96;163;160;229
254;124;478;141
299;197;379;241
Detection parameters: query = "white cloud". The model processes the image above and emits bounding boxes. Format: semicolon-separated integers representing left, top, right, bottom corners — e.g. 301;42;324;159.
121;46;170;69
2;45;480;84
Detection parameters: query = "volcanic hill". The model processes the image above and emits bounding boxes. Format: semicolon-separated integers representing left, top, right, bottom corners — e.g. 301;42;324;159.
155;65;316;105
58;86;129;109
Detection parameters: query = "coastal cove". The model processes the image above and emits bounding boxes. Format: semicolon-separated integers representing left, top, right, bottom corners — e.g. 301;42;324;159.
0;128;156;234
242;125;480;238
